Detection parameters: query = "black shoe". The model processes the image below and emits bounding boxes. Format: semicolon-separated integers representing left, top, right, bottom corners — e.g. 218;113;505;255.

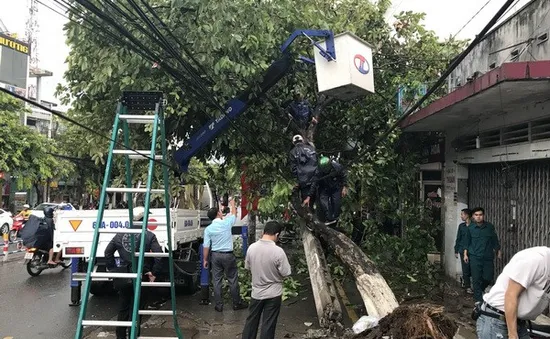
215;304;223;312
233;302;249;311
199;299;210;306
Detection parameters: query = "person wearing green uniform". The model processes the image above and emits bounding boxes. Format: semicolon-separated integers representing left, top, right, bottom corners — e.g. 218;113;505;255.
454;208;472;294
464;207;501;303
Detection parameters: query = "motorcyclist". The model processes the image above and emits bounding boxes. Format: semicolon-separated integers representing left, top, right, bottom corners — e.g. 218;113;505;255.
105;206;163;339
32;207;56;266
313;156;348;226
16;204;32;222
289;134;318;208
44;207;61;265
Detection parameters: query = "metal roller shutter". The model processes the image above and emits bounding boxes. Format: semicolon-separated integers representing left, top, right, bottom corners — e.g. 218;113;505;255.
468;160;550;275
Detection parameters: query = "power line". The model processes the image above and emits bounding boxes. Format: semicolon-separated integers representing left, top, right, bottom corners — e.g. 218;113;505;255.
452;0;494;39
36;0;288;173
0;86;182;174
363;0;518;155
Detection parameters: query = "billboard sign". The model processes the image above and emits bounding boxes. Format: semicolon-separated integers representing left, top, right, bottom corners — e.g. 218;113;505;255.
0;33;30;90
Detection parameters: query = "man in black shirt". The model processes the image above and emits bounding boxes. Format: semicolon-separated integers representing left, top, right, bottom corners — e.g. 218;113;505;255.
314;156;348;225
105;206;163;339
289;134;318;208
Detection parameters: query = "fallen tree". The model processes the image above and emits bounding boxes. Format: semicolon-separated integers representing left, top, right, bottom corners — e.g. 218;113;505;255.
301;224;343;332
291;197;399;318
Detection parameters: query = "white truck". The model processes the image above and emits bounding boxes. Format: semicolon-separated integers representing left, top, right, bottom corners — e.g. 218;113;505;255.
54;185;216;296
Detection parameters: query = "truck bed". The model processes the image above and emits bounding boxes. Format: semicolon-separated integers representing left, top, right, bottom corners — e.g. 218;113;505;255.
54;208;208;258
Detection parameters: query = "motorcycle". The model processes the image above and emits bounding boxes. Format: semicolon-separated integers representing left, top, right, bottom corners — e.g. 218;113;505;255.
24;247;71;277
9;216;25;243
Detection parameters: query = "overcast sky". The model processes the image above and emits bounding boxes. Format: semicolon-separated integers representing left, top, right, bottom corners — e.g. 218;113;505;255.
0;0;531;105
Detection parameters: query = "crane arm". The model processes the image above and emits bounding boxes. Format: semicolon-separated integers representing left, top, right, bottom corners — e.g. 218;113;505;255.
174;29;336;172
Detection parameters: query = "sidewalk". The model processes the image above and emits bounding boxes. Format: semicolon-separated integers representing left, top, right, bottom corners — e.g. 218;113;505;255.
83;291;477;339
85;292;320;339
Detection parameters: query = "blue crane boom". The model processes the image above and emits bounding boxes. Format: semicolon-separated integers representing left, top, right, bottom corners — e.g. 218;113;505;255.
173;29;335;171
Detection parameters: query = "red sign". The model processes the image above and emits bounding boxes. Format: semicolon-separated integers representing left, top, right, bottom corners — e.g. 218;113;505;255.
241;165;259;220
147;218;158;231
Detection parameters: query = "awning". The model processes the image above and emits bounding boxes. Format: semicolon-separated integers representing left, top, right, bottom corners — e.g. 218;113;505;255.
401;61;550;132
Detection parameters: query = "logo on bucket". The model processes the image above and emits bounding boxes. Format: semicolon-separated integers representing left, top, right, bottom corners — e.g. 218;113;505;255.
353;54;370;75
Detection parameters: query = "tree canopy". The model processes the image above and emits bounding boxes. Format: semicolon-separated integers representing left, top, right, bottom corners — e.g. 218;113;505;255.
0;92;68;189
57;0;464;187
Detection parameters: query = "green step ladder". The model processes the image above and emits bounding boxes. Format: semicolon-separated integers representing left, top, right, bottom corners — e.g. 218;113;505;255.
75;91;183;339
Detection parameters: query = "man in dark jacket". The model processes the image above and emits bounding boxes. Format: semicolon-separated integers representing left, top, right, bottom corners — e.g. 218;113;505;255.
454;208;472;294
314;156;347;225
286;92;317;138
105;206;163;339
289;134;318;207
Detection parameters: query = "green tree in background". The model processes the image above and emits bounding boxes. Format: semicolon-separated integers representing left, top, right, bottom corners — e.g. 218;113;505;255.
0;92;69;203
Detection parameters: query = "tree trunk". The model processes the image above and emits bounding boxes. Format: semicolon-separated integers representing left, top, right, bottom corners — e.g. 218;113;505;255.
307;95;335;144
291;197;398;318
317;224;399;317
247;210;257;245
301;223;343;331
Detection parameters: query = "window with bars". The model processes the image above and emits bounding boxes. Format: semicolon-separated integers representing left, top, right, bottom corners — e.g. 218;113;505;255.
454;117;550;152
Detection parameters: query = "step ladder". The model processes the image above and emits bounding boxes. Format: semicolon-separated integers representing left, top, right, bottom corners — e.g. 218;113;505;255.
75;91;183;339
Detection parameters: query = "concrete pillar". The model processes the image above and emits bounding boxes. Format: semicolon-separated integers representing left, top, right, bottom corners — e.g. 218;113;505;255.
35;76;42;103
442;139;469;280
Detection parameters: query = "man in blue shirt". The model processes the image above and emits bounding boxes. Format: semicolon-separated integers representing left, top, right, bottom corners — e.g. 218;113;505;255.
203;198;248;312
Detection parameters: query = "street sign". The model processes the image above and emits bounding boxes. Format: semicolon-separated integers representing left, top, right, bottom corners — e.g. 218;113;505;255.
397;84;427;117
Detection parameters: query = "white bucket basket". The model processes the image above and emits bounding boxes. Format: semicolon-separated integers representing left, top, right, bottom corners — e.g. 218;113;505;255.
314;32;375;100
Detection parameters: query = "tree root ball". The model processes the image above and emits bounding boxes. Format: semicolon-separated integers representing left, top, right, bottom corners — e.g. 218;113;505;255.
359;304;458;339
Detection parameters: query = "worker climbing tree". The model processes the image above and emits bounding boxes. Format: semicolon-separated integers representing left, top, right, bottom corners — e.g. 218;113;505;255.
313;156;348;226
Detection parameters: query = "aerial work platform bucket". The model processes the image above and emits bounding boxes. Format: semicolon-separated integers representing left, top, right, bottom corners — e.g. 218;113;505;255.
314;32;375;100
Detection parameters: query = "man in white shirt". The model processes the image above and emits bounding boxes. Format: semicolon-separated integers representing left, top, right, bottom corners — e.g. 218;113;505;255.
477;246;550;339
241;221;292;339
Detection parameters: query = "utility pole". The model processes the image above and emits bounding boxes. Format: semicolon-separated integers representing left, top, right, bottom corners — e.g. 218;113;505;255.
25;0;39;67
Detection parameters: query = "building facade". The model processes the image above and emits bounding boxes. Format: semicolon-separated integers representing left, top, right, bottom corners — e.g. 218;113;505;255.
401;0;550;280
0;32;62;210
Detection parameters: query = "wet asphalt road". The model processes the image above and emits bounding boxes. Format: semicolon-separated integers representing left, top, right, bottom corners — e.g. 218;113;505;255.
0;253;118;339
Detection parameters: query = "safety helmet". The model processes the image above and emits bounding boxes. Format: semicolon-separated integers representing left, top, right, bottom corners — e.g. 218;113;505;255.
132;206;151;222
319;156;330;170
23;204;30;209
292;135;304;144
44;207;55;219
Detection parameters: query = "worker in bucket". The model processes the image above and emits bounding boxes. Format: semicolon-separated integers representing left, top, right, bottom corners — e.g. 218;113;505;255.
104;206;163;339
474;246;550;339
289;134;318;209
313;156;348;226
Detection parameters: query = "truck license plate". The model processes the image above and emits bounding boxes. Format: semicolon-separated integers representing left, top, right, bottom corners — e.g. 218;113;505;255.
24;252;34;260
